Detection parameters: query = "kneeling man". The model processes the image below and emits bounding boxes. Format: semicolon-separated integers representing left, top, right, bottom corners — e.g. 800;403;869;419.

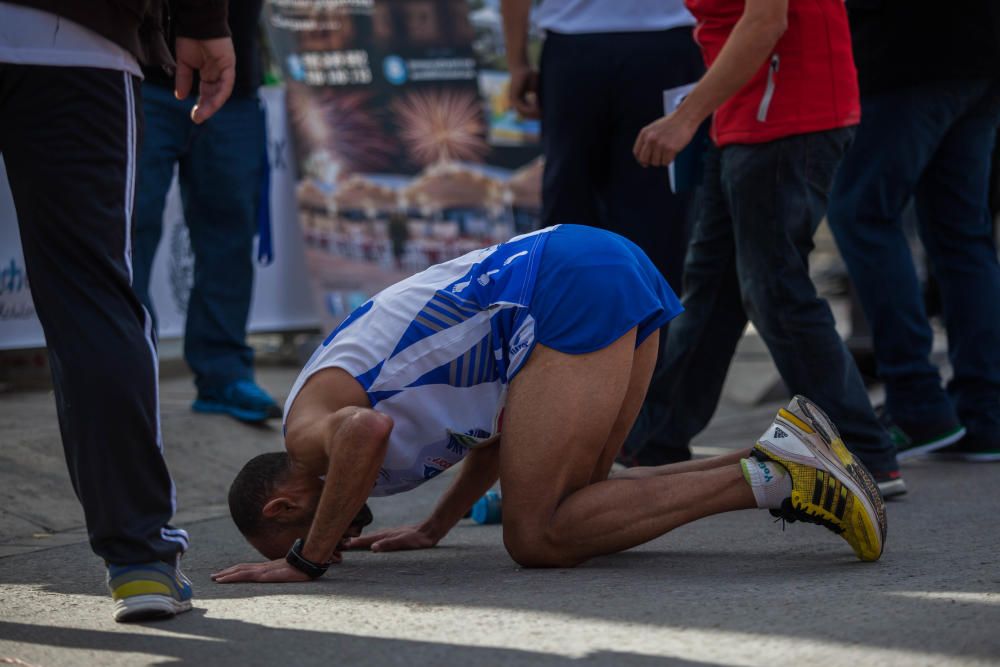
213;225;886;584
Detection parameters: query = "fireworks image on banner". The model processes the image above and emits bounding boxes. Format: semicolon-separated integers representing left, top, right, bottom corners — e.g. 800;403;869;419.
286;83;397;176
391;88;489;166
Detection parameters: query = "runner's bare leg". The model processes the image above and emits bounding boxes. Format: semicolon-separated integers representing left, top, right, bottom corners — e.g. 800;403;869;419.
610;450;750;480
499;328;756;568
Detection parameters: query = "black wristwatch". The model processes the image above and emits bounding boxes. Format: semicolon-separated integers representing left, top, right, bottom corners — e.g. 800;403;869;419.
285;538;330;579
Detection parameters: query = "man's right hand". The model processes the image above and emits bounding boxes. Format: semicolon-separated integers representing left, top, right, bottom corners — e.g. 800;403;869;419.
345;525;439;552
508;66;541;119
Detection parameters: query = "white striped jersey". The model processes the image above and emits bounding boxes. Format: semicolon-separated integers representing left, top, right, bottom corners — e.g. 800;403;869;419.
284;227;555;496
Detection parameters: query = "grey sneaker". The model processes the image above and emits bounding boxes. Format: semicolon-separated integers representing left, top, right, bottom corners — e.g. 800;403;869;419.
107;559;193;622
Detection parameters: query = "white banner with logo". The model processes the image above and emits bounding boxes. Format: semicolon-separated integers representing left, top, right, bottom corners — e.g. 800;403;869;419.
0;85;318;351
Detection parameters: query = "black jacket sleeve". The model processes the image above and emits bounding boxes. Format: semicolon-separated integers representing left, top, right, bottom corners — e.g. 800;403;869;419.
172;0;231;40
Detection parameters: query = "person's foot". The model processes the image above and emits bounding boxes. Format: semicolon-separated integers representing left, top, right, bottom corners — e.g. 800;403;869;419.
192;379;282;423
876;406;966;460
107;559;193;622
752;395;887;562
931;432;1000;462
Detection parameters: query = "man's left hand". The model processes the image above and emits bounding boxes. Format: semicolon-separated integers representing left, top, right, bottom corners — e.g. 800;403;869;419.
344;525;438;552
633;113;699;168
211;558;316;584
174;36;236;124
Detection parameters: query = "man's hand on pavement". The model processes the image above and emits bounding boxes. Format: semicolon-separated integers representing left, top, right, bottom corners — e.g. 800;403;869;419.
345;525;438;552
174;36;236;124
633;112;699;168
508;66;541;119
211;558;315;584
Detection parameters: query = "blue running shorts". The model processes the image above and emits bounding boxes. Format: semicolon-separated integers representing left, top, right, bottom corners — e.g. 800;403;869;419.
528;224;683;355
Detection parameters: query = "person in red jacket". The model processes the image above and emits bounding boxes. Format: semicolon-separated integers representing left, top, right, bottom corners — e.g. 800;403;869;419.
630;0;903;496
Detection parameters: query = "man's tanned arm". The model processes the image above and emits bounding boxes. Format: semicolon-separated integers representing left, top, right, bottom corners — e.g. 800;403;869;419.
213;370;390;583
633;0;788;167
348;436;501;552
300;408;392;564
212;407;391;583
501;0;540;118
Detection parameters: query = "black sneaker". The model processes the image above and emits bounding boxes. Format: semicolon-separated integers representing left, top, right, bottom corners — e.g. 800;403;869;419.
876;406;965;460
931;433;1000;463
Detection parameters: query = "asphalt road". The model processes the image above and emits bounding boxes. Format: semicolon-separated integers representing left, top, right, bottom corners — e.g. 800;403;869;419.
1;368;998;667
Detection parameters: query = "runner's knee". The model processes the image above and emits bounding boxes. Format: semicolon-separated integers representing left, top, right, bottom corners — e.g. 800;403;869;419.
502;523;583;569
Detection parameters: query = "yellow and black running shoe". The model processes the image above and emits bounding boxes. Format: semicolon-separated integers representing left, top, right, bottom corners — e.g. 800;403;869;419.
752;395;887;561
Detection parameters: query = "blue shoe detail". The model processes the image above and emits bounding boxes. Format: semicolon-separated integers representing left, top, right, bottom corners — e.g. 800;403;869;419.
107;560;193;622
193;379;282;423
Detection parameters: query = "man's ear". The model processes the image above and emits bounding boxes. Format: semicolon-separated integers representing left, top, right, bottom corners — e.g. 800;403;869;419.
261;497;297;521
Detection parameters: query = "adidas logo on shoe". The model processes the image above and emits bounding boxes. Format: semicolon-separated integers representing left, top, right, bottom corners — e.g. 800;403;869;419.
773;427;788;439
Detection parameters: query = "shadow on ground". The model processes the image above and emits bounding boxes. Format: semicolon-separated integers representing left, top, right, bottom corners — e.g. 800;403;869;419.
0;610;738;667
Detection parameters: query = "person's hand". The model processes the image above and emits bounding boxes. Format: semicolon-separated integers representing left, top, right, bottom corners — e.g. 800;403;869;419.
633;112;700;168
508;65;540;119
344;525;438;552
174;36;236;124
211;558;316;584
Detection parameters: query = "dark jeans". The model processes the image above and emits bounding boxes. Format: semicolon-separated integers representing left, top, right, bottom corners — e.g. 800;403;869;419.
1;64;186;564
539;27;704;292
827;78;1000;440
132;82;265;395
635;128;899;474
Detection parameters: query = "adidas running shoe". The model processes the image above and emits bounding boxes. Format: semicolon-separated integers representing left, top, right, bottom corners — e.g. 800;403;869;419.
752;395;887;562
107;559;193;622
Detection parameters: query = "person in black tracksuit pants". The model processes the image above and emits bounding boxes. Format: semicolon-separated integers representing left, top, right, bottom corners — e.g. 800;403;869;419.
0;0;230;571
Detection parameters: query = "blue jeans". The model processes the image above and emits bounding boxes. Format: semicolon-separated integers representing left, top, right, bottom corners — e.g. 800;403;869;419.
827;78;1000;441
132;83;265;393
635;128;898;474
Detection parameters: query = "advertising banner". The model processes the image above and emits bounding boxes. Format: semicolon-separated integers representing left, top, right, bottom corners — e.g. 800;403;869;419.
0;159;37;351
265;0;543;326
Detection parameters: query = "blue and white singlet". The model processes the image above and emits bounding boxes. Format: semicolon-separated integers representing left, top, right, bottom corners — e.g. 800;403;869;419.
283;224;683;497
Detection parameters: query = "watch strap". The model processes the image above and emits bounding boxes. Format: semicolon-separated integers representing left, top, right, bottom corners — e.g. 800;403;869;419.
285;538;329;579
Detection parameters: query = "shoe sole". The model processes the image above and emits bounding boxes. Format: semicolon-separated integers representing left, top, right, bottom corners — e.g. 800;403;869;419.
895;425;967;460
931;450;1000;463
757;396;886;561
114;594;192;622
192;400;270;423
876;478;908;499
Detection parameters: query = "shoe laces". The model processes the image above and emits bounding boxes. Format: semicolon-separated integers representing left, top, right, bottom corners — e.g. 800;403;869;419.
769;498;845;536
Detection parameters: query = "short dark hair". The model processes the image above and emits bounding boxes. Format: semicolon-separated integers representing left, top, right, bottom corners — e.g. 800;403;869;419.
228;452;292;538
